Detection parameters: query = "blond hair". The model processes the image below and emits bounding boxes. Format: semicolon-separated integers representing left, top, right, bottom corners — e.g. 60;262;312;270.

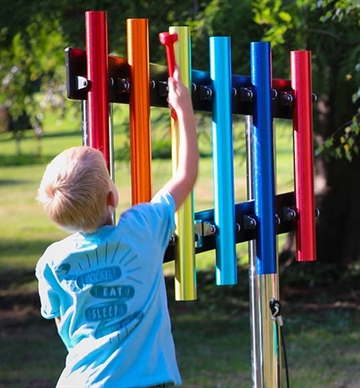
37;146;111;233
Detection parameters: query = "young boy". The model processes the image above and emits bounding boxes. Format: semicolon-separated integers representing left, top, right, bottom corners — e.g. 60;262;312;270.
36;68;198;388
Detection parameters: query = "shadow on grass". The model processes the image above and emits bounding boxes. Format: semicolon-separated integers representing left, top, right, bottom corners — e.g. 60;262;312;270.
0;153;54;167
0;238;51;261
0;179;31;186
0;130;80;167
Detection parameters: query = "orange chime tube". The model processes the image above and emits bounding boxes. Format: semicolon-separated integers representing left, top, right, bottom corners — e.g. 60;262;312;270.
127;19;152;204
85;11;110;169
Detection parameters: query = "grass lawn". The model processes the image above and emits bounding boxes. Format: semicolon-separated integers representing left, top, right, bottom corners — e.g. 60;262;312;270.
0;111;359;387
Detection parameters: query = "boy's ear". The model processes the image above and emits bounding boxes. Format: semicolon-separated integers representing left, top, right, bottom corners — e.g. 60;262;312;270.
107;190;117;207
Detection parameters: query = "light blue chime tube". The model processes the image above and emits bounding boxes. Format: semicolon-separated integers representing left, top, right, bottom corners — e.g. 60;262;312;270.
210;37;237;285
250;42;277;275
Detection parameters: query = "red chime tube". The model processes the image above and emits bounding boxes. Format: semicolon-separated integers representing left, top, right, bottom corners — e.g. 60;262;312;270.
291;51;316;262
85;11;110;169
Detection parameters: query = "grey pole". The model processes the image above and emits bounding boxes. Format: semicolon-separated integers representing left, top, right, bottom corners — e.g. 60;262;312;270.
246;115;263;388
108;103;115;182
81;100;88;146
246;115;282;388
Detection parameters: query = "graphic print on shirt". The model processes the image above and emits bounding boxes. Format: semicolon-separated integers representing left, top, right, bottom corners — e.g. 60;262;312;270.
54;243;143;341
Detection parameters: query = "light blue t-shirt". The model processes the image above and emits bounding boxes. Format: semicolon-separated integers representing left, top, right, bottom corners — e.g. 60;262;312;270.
36;190;181;388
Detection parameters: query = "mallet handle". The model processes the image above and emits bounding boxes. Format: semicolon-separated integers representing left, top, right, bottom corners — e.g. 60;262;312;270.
159;32;178;120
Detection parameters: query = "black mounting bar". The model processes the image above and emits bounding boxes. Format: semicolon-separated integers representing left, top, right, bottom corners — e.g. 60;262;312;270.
65;47;296;119
65;48;319;261
163;191;297;262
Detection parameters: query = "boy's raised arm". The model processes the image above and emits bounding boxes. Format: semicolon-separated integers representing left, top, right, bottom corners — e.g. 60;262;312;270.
163;68;199;211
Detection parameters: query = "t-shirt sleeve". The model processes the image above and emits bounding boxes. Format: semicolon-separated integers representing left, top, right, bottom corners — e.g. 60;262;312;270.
148;190;176;251
116;190;176;262
35;257;61;320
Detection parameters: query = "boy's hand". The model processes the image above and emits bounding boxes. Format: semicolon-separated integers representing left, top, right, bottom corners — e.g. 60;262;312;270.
167;67;193;115
162;65;198;211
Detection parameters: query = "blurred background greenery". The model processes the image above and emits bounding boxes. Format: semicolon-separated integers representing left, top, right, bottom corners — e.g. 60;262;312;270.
0;0;359;387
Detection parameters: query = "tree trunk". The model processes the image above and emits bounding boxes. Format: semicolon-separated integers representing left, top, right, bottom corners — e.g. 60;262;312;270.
314;56;360;267
315;151;360;268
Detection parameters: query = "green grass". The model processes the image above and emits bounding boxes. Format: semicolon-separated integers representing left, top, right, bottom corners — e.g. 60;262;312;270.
0;278;358;388
172;309;360;388
1;111;359;388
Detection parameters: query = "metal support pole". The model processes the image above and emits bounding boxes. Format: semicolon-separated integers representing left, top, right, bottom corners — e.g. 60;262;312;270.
246;115;263;388
81;100;88;146
108;103;115;182
108;102;116;223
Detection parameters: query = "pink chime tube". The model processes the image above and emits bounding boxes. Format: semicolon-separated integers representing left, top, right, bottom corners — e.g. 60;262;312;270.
291;51;316;262
85;11;110;169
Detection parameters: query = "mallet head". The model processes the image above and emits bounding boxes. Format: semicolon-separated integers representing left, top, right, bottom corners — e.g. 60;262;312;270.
159;32;178;46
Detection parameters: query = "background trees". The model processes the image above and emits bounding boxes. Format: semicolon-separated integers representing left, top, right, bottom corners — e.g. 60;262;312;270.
1;0;359;270
251;0;360;267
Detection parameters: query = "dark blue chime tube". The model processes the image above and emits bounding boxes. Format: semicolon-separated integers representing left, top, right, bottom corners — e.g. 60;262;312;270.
210;37;237;285
250;42;277;275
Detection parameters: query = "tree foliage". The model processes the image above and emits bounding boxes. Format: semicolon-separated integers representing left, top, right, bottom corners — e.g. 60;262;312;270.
0;1;68;131
252;0;360;159
311;0;360;161
1;0;357;137
0;0;204;130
